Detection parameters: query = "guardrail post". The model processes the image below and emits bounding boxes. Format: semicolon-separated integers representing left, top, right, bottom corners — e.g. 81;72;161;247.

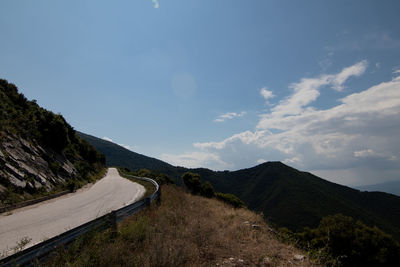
109;210;117;238
156;188;161;205
145;197;151;207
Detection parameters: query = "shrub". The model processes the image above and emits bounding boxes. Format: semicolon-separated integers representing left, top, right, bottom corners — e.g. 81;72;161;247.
201;181;215;198
297;214;400;266
215;192;245;209
182;172;201;195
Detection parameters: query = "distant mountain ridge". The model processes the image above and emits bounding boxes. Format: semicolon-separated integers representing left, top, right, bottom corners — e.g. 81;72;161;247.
79;132;400;240
356;180;400;197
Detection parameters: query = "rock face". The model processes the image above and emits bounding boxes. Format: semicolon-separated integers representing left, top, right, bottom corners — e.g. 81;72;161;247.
0;132;77;193
0;79;105;206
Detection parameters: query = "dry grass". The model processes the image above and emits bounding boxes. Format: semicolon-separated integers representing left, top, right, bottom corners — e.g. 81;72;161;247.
46;185;317;267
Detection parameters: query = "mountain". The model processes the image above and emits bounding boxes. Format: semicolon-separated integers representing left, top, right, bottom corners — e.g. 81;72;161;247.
80;132;400;241
0;79;105;206
356;180;400;197
77;132;178;176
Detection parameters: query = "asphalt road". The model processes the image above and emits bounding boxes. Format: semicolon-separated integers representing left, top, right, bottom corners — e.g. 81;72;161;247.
0;168;145;256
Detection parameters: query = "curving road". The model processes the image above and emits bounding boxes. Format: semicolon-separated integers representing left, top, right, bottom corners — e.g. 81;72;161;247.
0;168;145;257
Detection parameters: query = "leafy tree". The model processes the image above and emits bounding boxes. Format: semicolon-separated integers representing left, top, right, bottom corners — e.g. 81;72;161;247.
182;172;201;195
201;181;215;198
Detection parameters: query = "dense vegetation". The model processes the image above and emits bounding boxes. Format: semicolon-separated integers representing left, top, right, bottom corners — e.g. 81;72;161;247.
119;167;175;187
182;171;245;208
0;79;105;200
296;214;400;266
79;133;400;243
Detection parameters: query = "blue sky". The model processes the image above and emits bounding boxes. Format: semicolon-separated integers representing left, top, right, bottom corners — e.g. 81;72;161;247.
1;0;400;186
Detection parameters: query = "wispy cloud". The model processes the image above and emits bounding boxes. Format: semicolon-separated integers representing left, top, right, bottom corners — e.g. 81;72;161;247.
152;0;159;8
257;60;368;129
260;87;274;104
354;149;378;158
161;152;229;169
331;60;367;91
214;111;246;122
102;136;132;151
102;136;113;142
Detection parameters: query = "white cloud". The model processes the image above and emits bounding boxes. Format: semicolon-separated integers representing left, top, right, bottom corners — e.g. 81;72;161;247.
103;136;113;142
354;149;378;158
161;152;229;170
331;60;367;91
214;111;246;122
257;60;368;130
102;136;132;151
152;0;159;8
119;144;132;150
260;87;274;103
319;49;334;71
185;62;400;185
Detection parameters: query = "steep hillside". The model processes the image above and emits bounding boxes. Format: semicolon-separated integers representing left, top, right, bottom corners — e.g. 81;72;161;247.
77;132;181;178
0;79;105;206
81;133;400;241
201;163;400;239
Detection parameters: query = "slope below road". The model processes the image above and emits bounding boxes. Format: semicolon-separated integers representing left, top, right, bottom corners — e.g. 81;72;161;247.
0;168;145;257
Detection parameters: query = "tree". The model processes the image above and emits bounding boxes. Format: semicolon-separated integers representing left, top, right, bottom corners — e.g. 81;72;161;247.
201;181;215;198
182;172;201;195
215;192;246;208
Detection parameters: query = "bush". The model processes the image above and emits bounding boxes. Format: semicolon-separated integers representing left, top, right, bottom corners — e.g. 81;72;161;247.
66;179;81;192
201;181;215;198
297;214;400;266
182;172;201;195
215;192;245;208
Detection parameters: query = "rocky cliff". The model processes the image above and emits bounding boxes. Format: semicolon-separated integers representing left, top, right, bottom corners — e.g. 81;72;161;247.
0;132;76;193
0;79;105;206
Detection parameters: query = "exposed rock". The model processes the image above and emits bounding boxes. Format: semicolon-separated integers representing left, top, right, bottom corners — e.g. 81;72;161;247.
7;173;27;188
61;160;75;176
5;163;25;180
293;254;306;261
263;256;272;265
0;133;77;193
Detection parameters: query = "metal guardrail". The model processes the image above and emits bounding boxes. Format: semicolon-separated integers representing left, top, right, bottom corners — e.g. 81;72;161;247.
0;175;160;267
0;190;70;214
